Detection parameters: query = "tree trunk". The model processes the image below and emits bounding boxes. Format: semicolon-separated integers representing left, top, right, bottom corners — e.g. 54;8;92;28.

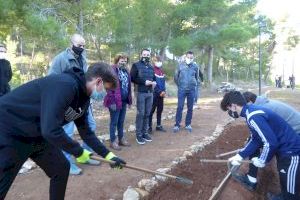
207;46;214;85
29;40;36;80
77;0;84;35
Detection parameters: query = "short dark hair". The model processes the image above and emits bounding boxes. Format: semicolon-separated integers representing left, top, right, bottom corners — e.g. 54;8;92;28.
140;48;150;55
220;91;246;111
186;51;193;55
85;62;117;89
243;92;257;103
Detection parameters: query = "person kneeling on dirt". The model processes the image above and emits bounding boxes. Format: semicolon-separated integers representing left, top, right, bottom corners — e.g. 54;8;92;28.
0;63;126;200
221;91;300;200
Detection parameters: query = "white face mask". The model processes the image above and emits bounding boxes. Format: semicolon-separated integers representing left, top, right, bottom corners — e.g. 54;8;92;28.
155;62;162;67
185;58;193;65
0;52;7;59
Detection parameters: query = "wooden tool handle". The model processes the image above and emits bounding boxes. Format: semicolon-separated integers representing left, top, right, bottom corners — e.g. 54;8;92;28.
200;159;252;164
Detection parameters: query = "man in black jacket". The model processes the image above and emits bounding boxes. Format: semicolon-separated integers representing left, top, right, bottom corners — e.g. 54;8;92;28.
0;62;126;200
0;45;12;97
130;49;156;145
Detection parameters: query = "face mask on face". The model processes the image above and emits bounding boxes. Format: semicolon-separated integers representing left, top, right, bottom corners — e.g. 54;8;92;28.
185;58;193;65
155;62;162;67
72;45;84;55
90;82;106;101
228;110;239;118
141;57;150;63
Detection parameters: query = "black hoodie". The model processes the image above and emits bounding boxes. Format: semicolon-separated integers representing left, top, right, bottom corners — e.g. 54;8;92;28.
0;67;109;158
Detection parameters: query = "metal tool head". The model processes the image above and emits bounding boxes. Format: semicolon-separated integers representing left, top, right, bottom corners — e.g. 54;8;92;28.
176;176;194;185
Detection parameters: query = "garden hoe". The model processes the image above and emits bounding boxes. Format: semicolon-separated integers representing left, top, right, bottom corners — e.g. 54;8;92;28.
91;155;193;185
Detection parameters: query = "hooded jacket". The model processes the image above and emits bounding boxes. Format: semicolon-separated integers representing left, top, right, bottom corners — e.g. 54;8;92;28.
254;96;300;135
239;104;300;163
0;67;109;158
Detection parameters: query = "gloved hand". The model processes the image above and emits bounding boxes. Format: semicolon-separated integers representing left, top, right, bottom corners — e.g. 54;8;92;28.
152;81;157;87
228;154;243;166
251;157;265;168
76;149;92;164
105;152;126;169
109;104;117;111
228;154;243;173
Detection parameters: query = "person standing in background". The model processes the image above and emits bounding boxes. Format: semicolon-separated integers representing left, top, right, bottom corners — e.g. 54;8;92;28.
148;56;167;134
48;34;100;175
104;53;132;150
130;49;156;145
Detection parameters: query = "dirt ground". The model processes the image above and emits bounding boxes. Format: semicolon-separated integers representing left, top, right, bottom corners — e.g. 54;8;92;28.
5;87;300;200
148;121;281;200
6;90;229;200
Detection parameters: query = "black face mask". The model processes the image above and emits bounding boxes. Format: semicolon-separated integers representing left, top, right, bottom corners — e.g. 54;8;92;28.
72;45;84;55
228;110;239;118
141;57;150;63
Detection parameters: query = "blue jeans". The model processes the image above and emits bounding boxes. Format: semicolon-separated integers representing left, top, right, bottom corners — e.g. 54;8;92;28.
109;103;127;143
63;105;96;163
175;89;195;127
136;92;153;137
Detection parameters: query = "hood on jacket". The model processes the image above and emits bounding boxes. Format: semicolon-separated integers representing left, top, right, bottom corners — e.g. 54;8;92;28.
64;67;88;97
254;95;269;106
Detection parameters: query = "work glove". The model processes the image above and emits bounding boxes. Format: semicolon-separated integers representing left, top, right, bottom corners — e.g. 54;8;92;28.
109;104;117;111
152;81;157;88
105;152;126;169
228;154;243;172
145;80;152;86
251;157;265;168
76;149;92;164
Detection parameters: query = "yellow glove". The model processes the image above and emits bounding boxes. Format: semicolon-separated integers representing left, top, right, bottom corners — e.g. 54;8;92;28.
76;149;92;164
105;152;126;169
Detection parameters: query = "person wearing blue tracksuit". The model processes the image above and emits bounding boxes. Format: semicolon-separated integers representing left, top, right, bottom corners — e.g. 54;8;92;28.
149;56;167;133
221;91;300;200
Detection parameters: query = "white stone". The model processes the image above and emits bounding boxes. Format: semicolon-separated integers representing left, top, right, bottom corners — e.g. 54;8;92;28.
97;134;110;141
123;187;139;200
162;116;166;121
128;125;136;132
137;179;158;192
183;151;193;157
155;168;171;181
167;115;173;119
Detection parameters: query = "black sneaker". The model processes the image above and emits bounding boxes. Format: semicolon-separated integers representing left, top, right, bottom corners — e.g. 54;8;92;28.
156;125;166;132
143;134;152;142
136;136;146;145
267;193;284;200
232;174;257;191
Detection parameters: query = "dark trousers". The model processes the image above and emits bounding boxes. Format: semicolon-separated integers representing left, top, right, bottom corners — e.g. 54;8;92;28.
277;155;300;199
136;92;153;137
149;93;164;128
109;103;127;143
247;148;260;178
175;89;195;127
0;134;70;200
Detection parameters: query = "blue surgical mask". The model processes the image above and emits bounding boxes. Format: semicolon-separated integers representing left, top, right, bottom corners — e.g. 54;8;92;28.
90;83;106;101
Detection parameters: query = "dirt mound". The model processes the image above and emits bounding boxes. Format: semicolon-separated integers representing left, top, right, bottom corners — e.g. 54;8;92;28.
148;121;280;200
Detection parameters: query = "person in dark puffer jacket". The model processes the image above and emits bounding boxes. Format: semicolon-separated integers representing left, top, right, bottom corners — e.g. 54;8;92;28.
104;53;132;150
148;56;166;134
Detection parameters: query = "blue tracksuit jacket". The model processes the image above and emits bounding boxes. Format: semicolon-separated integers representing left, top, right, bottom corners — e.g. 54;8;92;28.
239;104;300;163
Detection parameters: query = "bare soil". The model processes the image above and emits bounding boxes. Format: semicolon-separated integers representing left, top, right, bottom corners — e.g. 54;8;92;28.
148;121;280;200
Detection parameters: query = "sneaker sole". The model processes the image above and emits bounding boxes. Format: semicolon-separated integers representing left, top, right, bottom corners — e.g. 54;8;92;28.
144;138;152;142
136;138;145;145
